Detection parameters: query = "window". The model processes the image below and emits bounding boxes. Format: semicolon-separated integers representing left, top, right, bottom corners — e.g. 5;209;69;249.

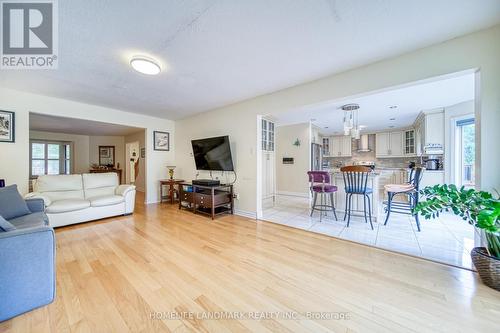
30;140;72;178
456;118;475;188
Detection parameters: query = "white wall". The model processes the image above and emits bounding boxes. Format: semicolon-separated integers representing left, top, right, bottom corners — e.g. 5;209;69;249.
125;130;146;192
0;88;174;203
29;130;90;174
275;123;310;196
176;24;500;216
444;100;474;184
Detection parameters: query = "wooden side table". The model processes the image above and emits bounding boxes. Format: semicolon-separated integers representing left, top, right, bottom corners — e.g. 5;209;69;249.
160;179;185;204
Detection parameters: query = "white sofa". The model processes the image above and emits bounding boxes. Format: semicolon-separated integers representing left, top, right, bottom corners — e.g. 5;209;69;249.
25;173;136;227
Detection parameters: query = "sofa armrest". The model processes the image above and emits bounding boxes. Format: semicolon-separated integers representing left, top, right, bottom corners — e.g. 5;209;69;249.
116;184;136;197
25;198;45;213
24;192;51;206
0;226;55;321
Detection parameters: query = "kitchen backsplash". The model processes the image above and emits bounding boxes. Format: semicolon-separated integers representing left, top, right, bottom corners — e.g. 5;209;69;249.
323;134;436;169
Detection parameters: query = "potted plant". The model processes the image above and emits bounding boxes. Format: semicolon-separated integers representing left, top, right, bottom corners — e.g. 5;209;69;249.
414;184;500;291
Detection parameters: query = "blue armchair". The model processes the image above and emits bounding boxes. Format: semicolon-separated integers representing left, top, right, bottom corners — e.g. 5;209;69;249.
0;198;55;322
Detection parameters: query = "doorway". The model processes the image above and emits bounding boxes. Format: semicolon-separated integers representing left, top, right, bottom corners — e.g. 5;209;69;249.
125;141;140;185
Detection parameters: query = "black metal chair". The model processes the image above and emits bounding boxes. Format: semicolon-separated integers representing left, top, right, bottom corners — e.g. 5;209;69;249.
341;166;374;230
383;167;423;231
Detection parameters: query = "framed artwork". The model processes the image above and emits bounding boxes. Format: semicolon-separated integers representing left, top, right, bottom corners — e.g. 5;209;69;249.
99;146;115;166
0;110;15;143
154;131;170;151
140;147;146;158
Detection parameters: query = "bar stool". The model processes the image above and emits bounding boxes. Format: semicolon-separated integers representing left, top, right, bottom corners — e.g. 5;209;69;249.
340;166;374;230
307;171;338;222
383;167;423;231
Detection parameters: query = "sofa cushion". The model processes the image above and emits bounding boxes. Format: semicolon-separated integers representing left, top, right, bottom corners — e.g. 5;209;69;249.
83;173;118;199
89;195;124;207
0;215;16;231
0;185;31;220
8;212;49;229
35;174;84;201
46;199;90;214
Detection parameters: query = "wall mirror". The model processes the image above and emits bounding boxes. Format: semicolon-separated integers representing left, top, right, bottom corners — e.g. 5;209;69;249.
99;146;115;167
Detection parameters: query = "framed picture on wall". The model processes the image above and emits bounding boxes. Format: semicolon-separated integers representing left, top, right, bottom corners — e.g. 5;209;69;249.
153;131;170;151
0;110;15;143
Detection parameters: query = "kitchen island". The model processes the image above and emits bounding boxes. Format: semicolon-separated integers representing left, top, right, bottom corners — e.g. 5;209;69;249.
329;171;381;222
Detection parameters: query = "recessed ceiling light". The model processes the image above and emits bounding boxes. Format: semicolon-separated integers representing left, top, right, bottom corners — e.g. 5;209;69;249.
389;118;396;121
389;105;398;109
130;56;161;75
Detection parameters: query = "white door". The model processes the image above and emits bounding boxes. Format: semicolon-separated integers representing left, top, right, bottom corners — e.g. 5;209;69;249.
389;131;404;157
376;133;390;157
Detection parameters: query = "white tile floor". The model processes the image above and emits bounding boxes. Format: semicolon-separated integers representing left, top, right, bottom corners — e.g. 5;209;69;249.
262;194;476;269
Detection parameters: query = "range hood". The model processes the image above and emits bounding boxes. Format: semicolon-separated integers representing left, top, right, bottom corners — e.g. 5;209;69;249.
357;134;371;152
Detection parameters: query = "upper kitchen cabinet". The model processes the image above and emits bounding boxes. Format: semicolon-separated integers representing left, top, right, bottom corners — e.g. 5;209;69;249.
322;137;330;156
330;135;352;157
376;131;404;158
414;109;444;155
404;129;416;156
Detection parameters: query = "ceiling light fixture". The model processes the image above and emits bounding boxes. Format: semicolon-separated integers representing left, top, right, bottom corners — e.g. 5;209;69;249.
130;56;161;75
341;103;361;139
389;118;396;121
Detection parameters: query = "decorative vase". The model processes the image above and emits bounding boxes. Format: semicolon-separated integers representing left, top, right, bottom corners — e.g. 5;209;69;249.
471;247;500;291
167;166;176;180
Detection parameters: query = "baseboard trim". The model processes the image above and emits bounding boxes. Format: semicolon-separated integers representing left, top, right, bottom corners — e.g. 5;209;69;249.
276;191;310;198
234;209;257;219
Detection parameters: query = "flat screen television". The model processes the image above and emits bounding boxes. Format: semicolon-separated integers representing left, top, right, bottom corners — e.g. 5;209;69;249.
191;135;234;171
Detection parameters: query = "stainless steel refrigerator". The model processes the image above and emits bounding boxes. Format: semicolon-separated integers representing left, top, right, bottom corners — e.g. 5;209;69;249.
311;143;322;171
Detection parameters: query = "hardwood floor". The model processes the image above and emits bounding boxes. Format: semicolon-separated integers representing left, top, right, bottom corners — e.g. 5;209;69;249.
2;194;499;332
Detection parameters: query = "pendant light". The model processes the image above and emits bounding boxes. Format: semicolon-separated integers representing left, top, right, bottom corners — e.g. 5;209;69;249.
341;103;360;138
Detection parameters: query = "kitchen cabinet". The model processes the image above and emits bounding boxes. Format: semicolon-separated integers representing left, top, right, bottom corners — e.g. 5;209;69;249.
377;169;408;201
414;110;444;155
330;136;352;157
424;111;444;148
404;129;416;156
420;170;444;189
376;131;404;158
322;137;330;156
261;119;275;151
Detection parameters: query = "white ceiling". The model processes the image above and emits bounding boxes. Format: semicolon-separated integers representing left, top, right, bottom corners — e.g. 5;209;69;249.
274;73;475;134
29;113;143;136
1;1;499;120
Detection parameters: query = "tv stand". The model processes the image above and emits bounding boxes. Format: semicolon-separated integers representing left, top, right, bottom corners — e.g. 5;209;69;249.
178;182;234;220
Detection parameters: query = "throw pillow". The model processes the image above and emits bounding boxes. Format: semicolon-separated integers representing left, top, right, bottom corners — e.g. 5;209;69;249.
0;215;16;231
0;185;31;220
